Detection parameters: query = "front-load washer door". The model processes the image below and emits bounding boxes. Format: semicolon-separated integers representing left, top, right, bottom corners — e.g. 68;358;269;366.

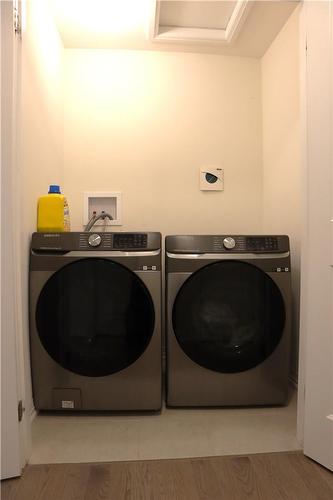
172;260;285;373
36;258;155;377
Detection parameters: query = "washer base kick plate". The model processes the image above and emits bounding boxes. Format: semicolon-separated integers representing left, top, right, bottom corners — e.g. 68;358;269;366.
166;235;292;407
29;231;162;411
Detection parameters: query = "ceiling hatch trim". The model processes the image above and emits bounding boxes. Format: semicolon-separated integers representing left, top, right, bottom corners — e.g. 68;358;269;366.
150;0;253;45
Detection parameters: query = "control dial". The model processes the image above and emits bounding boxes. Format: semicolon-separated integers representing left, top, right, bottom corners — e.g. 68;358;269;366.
223;237;236;250
88;234;102;247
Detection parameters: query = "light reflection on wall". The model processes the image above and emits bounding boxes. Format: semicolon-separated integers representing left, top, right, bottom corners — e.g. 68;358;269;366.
50;0;153;37
23;0;63;90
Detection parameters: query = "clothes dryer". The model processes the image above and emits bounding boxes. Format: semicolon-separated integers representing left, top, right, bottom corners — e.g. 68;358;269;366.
30;232;161;411
166;235;291;407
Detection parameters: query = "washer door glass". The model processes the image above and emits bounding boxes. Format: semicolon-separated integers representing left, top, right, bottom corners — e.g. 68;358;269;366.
172;261;285;373
36;258;155;377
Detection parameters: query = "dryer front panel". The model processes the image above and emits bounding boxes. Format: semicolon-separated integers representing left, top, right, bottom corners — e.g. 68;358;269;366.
35;258;155;377
172;260;285;374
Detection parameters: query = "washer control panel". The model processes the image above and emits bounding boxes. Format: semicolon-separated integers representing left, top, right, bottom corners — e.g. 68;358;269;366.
113;233;147;249
77;233;148;250
30;232;161;252
79;232;112;250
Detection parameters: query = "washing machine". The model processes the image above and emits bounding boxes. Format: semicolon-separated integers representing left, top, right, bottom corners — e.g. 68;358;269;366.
166;235;292;407
30;231;161;411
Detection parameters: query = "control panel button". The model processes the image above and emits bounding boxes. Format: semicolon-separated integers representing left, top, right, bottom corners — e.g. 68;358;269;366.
223;237;236;250
88;234;102;247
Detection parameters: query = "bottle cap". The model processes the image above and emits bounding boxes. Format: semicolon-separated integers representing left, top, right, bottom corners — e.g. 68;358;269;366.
48;185;61;194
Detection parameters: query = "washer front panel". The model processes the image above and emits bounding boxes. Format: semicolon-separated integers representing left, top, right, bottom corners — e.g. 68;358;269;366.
36;258;155;377
172;260;285;374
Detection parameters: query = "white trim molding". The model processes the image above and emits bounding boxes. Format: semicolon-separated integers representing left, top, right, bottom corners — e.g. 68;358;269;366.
150;0;252;45
299;0;333;472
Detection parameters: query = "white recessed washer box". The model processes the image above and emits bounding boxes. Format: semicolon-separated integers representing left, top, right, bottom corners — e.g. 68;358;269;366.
83;191;122;227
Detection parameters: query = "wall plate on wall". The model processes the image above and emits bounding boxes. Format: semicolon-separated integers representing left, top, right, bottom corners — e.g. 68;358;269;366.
83;191;122;227
200;167;224;191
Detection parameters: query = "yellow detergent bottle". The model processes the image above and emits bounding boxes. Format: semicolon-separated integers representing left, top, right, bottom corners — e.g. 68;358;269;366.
37;185;70;232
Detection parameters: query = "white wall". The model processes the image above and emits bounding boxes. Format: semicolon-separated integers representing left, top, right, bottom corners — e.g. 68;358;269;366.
64;50;262;235
261;7;301;382
18;0;64;423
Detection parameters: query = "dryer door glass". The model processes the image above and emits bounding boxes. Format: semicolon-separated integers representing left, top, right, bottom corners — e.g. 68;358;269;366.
36;258;155;377
172;261;285;373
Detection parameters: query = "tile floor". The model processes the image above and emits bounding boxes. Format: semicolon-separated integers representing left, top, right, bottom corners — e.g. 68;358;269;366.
29;390;300;464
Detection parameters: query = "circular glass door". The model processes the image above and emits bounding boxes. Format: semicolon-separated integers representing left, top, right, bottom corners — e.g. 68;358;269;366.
172;261;285;373
36;258;155;377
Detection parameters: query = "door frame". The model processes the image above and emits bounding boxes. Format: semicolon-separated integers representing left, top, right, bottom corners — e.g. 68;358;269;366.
297;0;333;471
1;0;21;479
1;0;28;479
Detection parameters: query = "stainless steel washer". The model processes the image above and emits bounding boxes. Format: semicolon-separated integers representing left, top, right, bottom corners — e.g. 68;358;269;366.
30;232;161;411
166;235;292;407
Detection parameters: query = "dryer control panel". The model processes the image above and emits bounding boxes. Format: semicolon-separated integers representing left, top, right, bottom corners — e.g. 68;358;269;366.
166;235;289;254
246;236;278;251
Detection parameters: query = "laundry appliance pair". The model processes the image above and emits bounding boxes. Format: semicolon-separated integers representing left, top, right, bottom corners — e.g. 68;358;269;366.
29;232;291;411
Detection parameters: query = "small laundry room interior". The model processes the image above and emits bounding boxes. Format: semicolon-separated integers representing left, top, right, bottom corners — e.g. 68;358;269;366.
1;0;332;481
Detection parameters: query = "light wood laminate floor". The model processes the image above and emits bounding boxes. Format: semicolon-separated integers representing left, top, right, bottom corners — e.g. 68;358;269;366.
2;452;332;500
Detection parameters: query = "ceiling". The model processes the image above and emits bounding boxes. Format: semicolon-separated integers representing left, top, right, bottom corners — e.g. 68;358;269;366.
159;1;237;30
50;0;300;58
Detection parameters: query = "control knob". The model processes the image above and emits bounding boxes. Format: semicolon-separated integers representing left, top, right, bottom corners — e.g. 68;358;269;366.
88;234;102;247
223;237;236;250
